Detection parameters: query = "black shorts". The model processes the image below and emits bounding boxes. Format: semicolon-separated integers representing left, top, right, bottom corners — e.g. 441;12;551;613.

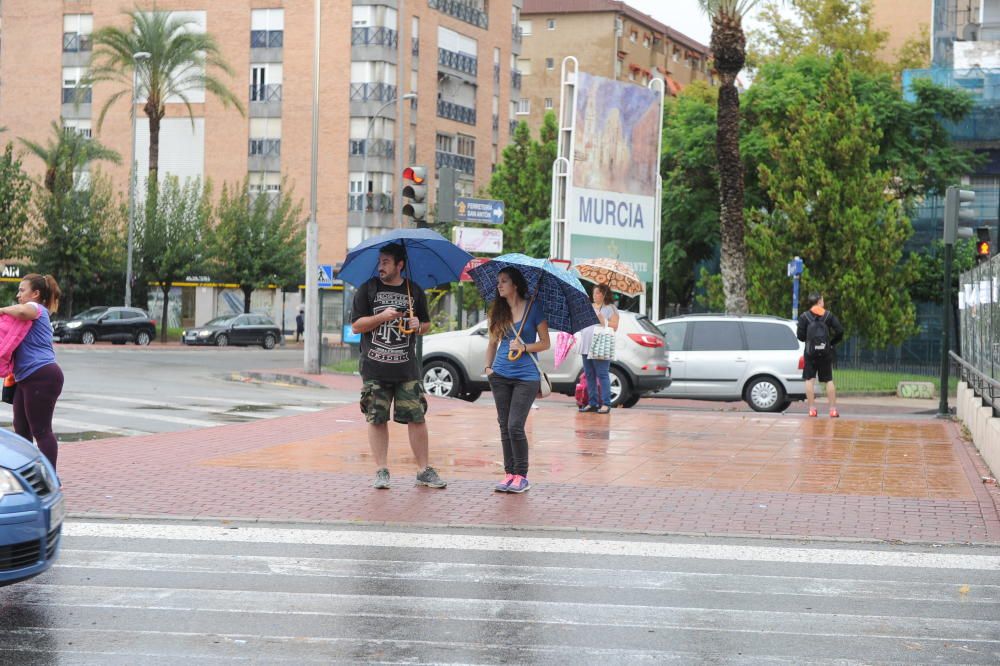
803;356;833;383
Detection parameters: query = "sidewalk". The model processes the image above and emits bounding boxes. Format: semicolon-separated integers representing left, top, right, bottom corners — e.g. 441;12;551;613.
60;371;1000;544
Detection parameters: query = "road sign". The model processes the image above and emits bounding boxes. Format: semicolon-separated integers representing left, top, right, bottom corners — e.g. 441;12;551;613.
455;197;505;225
318;264;334;288
453;227;503;254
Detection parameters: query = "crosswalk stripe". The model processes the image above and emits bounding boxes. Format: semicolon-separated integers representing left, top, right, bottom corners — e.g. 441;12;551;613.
98;395;273;419
51;418;150;437
56;403;221;428
62;523;1000;570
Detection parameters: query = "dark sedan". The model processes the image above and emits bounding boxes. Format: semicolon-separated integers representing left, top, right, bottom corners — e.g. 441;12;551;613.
182;313;281;349
51;306;156;345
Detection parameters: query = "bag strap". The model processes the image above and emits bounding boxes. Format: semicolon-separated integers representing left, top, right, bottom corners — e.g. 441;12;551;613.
509;322;545;374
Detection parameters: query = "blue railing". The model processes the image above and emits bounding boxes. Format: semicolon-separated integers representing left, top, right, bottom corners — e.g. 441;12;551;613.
249;138;281;157
62;88;92;104
348;138;396;159
350;82;398;102
438;48;478;76
428;0;488;29
351;27;398;48
62;32;92;52
349;193;393;213
249;84;282;103
436;150;475;175
903;67;1000;141
511;70;522;89
510;119;519;135
251;30;283;48
437;99;477;125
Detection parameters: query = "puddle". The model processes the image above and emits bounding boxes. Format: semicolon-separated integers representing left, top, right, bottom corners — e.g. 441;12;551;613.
137;405;181;411
228;404;280;413
59;431;118;442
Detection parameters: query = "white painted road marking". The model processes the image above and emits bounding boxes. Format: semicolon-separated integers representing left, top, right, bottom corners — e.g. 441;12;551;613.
56;403;220;428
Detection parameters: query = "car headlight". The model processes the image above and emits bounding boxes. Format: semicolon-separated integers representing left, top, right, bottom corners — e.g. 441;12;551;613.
198;330;212;337
66;321;82;329
0;469;26;498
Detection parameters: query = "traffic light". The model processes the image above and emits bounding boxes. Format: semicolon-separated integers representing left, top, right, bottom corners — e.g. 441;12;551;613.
402;165;428;227
437;166;456;224
975;227;992;263
943;186;976;244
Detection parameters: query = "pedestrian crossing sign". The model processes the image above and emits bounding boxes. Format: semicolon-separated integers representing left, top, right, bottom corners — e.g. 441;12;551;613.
318;264;334;287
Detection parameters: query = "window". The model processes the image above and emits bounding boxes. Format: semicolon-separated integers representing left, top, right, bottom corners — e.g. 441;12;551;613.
672;46;680;62
516;98;530;114
436;133;454;153
251;8;284;48
62;66;90;103
517;58;531;75
689;322;743;352
519;20;532;36
248;172;281;193
743;323;799;351
120;310;143;321
63;14;93;52
630;30;637;43
545;57;554;70
456;134;475;157
102;311;122;321
546;18;556;30
63;119;92;138
659;322;687;352
250;64;282;101
544;97;553;109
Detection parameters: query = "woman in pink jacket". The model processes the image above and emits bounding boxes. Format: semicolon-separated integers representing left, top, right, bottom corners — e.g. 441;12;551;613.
0;274;63;469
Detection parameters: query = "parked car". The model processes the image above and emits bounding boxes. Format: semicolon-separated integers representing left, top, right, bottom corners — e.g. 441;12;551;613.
421;311;671;408
182;313;282;348
654;314;806;412
51;306;156;345
0;430;63;586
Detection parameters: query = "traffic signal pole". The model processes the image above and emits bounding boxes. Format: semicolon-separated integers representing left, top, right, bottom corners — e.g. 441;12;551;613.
938;240;953;417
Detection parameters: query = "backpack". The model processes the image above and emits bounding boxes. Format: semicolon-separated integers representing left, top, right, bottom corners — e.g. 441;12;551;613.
805;311;832;359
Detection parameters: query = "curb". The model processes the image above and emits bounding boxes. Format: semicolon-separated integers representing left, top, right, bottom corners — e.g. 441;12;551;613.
222;371;330;389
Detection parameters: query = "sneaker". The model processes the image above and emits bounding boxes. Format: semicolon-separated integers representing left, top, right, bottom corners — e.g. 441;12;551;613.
829;408;840;418
416;466;447;488
578;405;597;413
373;468;390;489
507;475;531;493
808;408;818;418
495;473;515;492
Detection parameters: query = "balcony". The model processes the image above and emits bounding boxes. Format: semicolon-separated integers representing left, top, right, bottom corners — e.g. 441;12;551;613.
249;83;282;103
348;138;396;159
437;99;477;125
351;26;398;48
62;87;92;104
412;38;420;56
62;32;91;52
494;64;500;84
428;0;488;30
510;119;519;135
903;67;1000;143
512;24;523;43
349;193;393;213
438;47;478;76
492;114;499;131
249;138;281;157
436;150;475;176
251;30;284;49
350;82;398;103
511;70;522;89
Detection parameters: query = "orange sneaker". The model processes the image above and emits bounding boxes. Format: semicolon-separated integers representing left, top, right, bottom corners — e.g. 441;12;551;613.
808;408;818;417
829;408;840;418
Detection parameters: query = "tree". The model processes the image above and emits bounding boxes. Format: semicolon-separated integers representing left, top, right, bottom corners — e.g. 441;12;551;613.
138;176;212;342
19;121;120;194
487;113;558;258
746;55;917;346
209;179;305;314
86;8;243;189
0;143;33;262
698;0;763;314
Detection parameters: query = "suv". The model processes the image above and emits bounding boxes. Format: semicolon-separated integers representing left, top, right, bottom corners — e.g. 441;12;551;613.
654;314;806;412
421;311;671;408
52;306;156;345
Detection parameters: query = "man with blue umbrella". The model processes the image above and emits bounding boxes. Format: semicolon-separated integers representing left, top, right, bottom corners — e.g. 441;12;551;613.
343;230;472;490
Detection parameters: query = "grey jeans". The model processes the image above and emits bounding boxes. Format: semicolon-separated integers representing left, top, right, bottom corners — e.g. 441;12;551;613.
488;373;539;477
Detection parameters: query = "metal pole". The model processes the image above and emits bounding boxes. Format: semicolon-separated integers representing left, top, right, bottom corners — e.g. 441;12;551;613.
304;0;321;374
792;275;800;320
124;52;150;306
395;0;406;229
938;241;954;416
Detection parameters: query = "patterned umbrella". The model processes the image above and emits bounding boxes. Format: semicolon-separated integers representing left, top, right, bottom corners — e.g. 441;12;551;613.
572;257;644;296
468;253;599;334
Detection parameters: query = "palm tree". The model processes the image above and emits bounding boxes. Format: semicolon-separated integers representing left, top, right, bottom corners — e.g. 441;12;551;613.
20;121;121;193
85;8;244;185
699;0;762;314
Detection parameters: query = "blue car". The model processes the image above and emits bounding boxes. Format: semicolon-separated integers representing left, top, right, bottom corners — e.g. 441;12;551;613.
0;429;63;586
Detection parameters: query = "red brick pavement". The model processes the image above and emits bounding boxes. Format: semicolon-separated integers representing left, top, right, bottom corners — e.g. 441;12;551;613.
59;372;1000;544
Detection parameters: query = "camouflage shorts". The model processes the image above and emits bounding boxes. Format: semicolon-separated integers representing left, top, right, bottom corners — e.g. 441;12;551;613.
359;379;427;425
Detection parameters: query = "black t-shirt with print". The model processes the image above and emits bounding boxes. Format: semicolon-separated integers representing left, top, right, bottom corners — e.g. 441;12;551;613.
352;277;430;382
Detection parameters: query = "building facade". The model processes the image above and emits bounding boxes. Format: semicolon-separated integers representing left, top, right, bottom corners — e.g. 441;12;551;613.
871;0;931;59
0;0;522;269
515;0;711;130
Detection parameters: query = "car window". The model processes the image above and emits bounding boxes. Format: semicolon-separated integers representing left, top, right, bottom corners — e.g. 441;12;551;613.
121;310;144;320
206;316;235;327
660;322;687;351
689;321;743;351
235;315;253;326
633;315;662;336
77;307;108;321
257;316;275;326
101;311;122;321
743;322;799;350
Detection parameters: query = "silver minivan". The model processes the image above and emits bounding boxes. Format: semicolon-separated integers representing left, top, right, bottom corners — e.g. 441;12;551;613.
422;311;671;408
654;314;806;412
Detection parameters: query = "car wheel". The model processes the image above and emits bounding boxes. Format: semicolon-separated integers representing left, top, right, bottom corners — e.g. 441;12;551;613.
80;330;96;345
621;393;641;408
215;334;229;347
745;376;787;412
422;360;462;398
135;331;151;346
608;366;629;407
262;334;276;350
460;389;483;402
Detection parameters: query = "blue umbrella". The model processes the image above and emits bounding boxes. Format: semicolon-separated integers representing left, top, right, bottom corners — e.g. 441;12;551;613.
468;253;599;334
338;228;474;289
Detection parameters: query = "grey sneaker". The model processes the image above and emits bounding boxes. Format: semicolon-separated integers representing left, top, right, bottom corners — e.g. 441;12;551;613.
373;468;390;489
415;466;447;488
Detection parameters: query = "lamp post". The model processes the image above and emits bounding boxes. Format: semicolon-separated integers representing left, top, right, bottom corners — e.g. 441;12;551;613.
304;0;321;374
360;92;416;240
124;51;152;307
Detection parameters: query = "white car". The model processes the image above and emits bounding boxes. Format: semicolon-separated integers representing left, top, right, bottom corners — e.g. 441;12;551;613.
654;314;807;412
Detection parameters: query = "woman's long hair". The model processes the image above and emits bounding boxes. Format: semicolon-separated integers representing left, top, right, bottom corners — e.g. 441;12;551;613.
488;267;529;340
22;273;61;314
593;283;613;306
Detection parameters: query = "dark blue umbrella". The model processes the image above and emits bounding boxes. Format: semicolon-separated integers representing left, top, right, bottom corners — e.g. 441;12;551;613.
338;228;474;289
468;253;599;334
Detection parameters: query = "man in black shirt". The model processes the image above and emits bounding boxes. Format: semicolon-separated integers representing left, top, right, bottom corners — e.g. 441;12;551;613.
796;291;845;418
351;243;447;489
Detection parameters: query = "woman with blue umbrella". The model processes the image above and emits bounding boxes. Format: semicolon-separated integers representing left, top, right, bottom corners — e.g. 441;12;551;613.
340;229;472;491
470;254;599;494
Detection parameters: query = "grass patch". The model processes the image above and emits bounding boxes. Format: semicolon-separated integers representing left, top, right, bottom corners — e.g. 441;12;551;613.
834;368;956;395
325;357;359;374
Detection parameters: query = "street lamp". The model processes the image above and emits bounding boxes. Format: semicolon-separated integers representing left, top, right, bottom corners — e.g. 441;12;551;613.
125;51;152;307
360;92;417;239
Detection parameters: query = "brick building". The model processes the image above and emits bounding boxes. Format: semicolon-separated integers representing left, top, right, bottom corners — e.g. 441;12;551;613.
515;0;711;130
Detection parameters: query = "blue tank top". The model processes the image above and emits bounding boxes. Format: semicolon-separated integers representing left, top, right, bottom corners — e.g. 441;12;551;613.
14;303;57;381
492;306;545;382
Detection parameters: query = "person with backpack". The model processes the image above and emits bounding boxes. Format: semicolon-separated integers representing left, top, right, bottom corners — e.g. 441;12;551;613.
797;292;845;418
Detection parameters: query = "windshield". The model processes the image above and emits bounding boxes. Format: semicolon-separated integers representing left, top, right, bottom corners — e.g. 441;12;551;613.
205;316;235;327
75;307;108;321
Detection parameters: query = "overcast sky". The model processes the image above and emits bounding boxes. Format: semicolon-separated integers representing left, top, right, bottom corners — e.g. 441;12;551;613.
625;0;771;47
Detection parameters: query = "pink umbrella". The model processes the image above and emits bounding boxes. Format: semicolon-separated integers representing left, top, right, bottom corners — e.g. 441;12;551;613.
554;331;576;368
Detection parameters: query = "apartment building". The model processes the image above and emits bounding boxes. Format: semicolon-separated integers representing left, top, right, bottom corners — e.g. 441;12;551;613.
871;0;930;58
0;0;522;268
515;0;711;130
